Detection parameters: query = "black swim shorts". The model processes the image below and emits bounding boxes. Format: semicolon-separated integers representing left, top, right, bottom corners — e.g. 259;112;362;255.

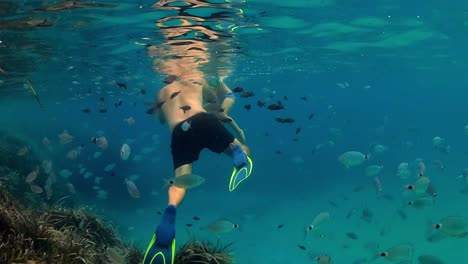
171;112;235;169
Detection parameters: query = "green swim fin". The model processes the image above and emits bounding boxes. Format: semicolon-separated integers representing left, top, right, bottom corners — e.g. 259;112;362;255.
229;156;253;192
142;233;176;264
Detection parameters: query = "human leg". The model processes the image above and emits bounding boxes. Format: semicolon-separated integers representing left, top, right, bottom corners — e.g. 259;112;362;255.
168;164;192;207
227;119;245;143
221;96;235;114
142;205;176;264
142;164;193;264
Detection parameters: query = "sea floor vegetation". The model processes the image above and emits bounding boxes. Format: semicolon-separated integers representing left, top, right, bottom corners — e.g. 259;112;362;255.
175;239;234;264
0;131;234;264
0;183;143;263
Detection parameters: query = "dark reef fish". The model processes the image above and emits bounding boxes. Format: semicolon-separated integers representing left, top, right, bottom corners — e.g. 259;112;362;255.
346;232;358;240
240;91;254;98
232;86;243;93
275;117;295;123
180;105;191;113
267;102;284;110
116;82;127;89
163;75;177;84
361;208;373;223
170;91;181;99
146;101;166;114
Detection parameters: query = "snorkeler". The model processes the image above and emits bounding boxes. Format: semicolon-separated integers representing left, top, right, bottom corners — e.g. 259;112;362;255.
142;0;253;262
142;77;253;264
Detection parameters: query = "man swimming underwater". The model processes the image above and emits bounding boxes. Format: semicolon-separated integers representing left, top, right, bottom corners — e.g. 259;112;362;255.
142;0;253;261
142;62;253;264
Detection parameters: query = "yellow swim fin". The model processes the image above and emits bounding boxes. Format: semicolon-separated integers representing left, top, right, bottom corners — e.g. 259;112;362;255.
142;233;176;264
229;156;253;192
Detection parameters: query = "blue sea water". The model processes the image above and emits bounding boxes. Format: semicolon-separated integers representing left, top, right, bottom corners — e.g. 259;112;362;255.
1;0;468;263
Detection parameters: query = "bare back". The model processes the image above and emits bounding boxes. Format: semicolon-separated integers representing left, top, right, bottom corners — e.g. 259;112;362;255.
158;80;206;132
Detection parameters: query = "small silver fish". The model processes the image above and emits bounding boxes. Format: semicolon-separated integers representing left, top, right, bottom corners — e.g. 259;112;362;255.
165;174;205;189
206;219;239;234
365;165;383;177
316;255;332;264
42;160;53;174
432;216;468;238
30;184;44;194
42;137;51;147
338;151;368;168
44;183;53;200
66;149;80;160
25;170;38;183
104;163;116;172
17;146;30;156
125;179;140;198
125;117;135;125
58;130;73;144
304;211;330;240
121;143;131;160
91;136;108;149
67;183;76;194
46;172;57;185
373;176;382;197
378;243;414;262
308;211;330;230
456;168;468;183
